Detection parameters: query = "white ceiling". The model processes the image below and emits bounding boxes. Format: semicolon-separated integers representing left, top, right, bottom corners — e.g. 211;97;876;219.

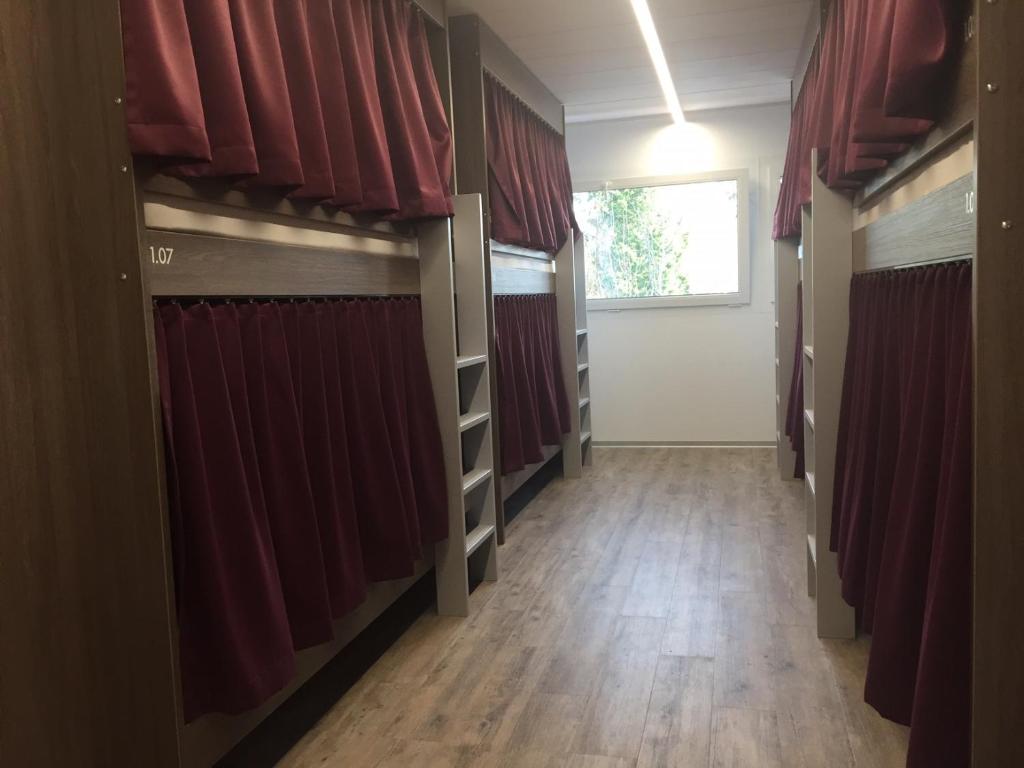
448;0;815;123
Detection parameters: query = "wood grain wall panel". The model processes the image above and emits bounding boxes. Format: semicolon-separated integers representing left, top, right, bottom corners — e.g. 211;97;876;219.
0;1;181;766
852;175;975;272
973;0;1024;764
492;268;557;295
144;231;421;298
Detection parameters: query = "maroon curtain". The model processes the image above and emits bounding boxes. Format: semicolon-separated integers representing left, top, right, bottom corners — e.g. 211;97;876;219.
772;0;963;239
494;294;571;475
485;73;578;252
122;0;453;220
830;262;972;768
155;296;448;722
784;282;805;479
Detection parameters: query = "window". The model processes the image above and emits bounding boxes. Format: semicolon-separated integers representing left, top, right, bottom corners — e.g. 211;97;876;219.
574;170;750;310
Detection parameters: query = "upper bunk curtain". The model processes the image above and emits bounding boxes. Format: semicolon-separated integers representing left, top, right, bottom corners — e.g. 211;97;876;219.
772;0;963;239
154;297;448;722
494;294;571;475
121;0;453;220
830;263;972;768
484;73;578;253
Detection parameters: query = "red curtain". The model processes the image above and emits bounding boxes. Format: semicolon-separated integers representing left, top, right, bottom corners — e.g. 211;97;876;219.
772;0;963;239
784;282;805;479
122;0;453;220
830;262;972;768
155;297;447;722
494;294;571;475
485;74;578;252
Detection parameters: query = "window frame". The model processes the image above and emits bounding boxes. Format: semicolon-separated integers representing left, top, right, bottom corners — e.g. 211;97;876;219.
574;169;751;311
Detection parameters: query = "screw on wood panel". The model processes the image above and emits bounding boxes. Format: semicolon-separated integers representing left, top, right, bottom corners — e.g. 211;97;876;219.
119;273;128;281
114;96;123;105
986;83;1000;93
1002;221;1014;230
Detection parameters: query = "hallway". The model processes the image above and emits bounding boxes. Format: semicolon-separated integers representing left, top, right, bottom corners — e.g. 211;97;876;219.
279;448;908;768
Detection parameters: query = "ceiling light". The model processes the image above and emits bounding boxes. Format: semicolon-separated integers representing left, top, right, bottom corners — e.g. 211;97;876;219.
629;0;685;124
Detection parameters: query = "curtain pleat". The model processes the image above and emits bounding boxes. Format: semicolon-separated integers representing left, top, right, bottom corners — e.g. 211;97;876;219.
772;0;962;239
173;0;259;178
123;0;453;220
830;263;972;767
155;297;448;722
484;73;578;252
494;295;570;475
120;0;211;163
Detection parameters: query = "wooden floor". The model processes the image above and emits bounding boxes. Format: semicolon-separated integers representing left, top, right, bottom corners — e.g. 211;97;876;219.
278;448;908;768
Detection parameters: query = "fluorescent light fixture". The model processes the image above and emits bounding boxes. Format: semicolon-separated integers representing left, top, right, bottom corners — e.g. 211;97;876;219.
629;0;686;124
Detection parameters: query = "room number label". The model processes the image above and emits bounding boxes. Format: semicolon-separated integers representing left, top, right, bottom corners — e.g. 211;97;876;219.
149;246;175;265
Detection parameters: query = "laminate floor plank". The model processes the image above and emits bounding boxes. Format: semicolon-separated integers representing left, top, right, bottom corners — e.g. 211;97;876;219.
278;448;907;768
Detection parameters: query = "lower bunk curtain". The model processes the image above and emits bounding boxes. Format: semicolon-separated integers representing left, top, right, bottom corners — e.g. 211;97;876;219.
493;294;571;476
785;281;805;478
830;262;972;767
153;296;448;723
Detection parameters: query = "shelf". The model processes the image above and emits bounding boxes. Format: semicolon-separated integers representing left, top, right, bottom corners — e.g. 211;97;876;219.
806;470;816;496
804;409;815;429
458;411;490;433
461;467;492;494
807;533;817;567
576;328;588;337
456;354;487;370
803;345;814;360
466;524;496;557
579;397;590;409
581;430;592;444
577;363;589;374
775;357;780;367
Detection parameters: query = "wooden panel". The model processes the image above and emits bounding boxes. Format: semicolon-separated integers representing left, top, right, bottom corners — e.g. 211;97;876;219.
0;1;181;766
143;231;420;297
858;26;977;205
490;240;555;261
853;175;975;273
492;267;557;294
473;15;565;133
973;0;1024;764
144;172;413;240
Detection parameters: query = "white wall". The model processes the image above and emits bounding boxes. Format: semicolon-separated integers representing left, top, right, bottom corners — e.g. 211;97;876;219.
566;104;790;444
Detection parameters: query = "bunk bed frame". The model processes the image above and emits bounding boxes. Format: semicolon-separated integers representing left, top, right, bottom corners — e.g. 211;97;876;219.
2;2;507;766
448;14;591;539
771;1;1024;762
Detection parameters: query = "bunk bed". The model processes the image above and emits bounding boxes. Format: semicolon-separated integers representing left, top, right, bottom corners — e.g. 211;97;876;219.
448;14;591;539
25;1;498;765
770;0;1024;765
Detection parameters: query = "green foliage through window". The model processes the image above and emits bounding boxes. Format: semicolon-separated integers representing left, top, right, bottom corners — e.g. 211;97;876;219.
574;179;740;301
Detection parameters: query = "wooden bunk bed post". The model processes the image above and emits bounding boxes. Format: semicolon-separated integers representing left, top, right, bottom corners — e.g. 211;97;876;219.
556;234;584;478
774;238;800;480
418;213;472;616
805;149;856;639
574;235;594;466
973;0;1024;763
0;2;183;766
